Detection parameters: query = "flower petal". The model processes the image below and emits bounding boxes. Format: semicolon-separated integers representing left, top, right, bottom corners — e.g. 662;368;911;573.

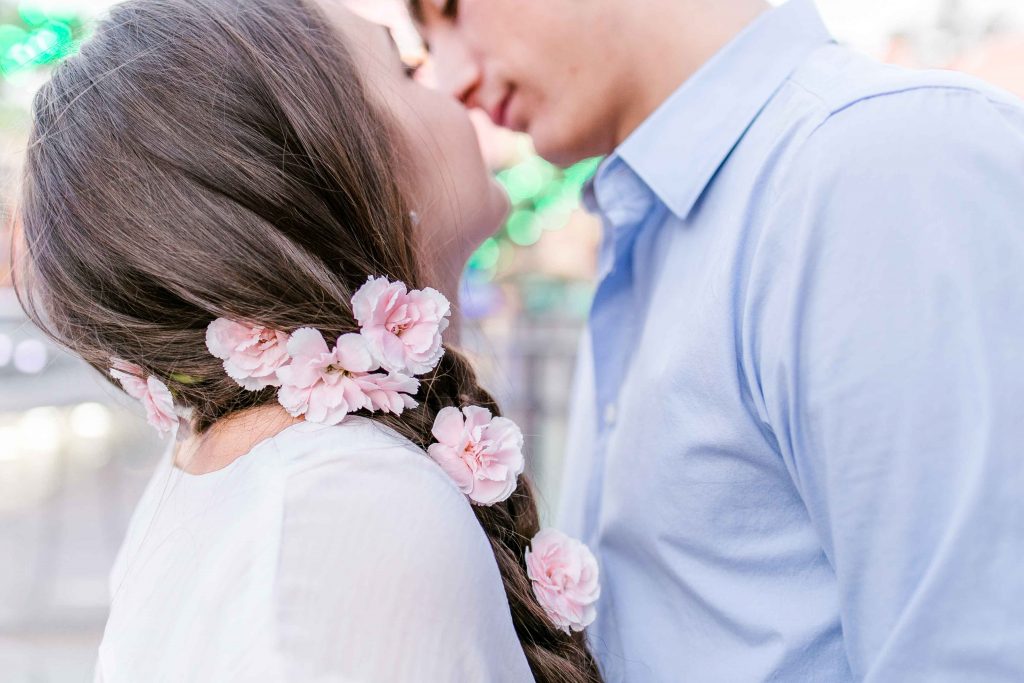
205;318;249;360
526;529;601;634
427;443;475;491
335;333;375;373
287;327;330;360
430;406;466;446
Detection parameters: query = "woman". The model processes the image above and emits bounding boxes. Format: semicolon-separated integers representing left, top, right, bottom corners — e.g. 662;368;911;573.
14;0;603;680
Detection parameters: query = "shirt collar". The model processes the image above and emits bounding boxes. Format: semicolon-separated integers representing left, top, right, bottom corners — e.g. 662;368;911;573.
607;0;834;221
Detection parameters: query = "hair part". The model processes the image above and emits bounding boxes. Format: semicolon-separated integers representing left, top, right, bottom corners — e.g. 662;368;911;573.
15;0;602;679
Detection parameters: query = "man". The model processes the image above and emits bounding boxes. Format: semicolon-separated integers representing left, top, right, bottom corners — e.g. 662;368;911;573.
411;0;1024;680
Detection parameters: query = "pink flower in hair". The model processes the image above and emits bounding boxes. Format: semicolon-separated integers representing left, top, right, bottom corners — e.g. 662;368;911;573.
276;329;418;425
351;276;450;375
427;405;524;506
356;372;420;415
109;360;180;435
206;318;290;391
525;529;601;635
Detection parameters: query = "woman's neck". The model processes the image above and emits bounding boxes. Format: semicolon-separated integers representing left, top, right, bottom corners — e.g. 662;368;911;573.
174;406;303;475
427;257;465;345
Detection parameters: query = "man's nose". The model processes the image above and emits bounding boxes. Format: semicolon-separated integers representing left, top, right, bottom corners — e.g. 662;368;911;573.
431;38;482;108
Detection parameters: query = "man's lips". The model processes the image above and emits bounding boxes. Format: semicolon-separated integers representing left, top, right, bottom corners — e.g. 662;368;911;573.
489;89;515;129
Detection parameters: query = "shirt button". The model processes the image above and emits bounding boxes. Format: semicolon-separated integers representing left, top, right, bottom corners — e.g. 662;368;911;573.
604;403;617;427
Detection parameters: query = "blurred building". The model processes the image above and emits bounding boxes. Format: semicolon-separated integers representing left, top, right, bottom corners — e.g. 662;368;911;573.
0;287;162;681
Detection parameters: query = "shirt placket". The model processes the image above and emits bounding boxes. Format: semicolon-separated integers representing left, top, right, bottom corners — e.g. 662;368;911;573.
580;167;656;542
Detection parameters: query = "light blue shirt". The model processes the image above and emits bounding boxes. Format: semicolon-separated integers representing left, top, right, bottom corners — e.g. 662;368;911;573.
558;1;1024;681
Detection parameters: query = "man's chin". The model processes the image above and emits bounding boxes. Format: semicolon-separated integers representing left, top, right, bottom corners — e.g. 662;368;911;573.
529;121;597;168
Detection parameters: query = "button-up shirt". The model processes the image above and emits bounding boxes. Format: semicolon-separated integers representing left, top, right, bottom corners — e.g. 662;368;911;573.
559;1;1024;681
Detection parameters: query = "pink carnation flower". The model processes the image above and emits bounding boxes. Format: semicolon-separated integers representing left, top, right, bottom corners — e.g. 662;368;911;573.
206;318;290;391
109;360;180;435
427;405;524;506
525;529;601;635
356;372;420;415
276;329;418;426
351;276;450;375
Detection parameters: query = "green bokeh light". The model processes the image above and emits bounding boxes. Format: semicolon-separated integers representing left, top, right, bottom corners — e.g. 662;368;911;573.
562;156;602;188
18;4;48;27
507;209;542;247
1;24;72;74
493;155;601;246
498;156;558;204
1;7;81;78
0;25;27;56
468;237;501;271
18;0;80;24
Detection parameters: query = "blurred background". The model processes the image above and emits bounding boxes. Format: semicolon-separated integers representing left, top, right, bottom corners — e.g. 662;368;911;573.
0;0;1022;679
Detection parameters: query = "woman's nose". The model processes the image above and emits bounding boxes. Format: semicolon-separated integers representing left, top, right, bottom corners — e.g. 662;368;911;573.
430;37;482;107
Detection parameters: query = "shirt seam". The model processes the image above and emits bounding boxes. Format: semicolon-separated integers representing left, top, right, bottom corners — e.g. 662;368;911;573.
766;82;1013;209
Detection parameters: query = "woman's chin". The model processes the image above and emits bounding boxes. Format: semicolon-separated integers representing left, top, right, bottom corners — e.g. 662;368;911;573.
422;179;509;284
470;185;511;254
486;178;512;238
460;179;510;248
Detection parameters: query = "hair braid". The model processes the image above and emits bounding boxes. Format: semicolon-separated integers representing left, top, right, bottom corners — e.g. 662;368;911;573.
392;348;603;681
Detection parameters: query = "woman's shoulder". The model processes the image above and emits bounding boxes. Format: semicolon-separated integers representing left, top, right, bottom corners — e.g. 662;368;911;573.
271;415;488;562
272;416;464;505
271;418;532;681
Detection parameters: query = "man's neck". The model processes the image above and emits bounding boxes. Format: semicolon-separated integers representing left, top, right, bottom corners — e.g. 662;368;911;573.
609;0;771;148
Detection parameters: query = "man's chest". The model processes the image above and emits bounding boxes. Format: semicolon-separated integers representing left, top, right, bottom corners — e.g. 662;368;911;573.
575;211;810;563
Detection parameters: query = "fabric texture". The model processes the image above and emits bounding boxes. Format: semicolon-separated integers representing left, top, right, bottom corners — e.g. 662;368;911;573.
94;418;534;683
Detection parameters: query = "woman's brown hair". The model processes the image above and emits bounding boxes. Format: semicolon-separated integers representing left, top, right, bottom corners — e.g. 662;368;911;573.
14;0;602;679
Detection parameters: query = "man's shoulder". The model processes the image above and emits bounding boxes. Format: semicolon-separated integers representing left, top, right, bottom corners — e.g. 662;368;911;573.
739;45;1024;215
755;45;1024;190
784;43;1021;123
744;46;1024;271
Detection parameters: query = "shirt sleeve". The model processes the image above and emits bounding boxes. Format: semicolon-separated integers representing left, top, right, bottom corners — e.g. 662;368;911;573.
274;440;535;683
744;87;1024;681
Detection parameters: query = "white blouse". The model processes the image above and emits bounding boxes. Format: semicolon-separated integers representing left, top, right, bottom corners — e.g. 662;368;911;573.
94;417;535;683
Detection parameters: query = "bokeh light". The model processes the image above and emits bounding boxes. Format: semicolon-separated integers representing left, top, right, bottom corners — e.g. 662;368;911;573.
19;405;61;453
70;402;112;439
13;338;47;373
506;209;541;247
0;332;12;366
468;237;501;271
0;1;84;79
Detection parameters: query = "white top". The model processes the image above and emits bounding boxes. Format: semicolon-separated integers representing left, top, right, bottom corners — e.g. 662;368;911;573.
94;417;535;683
